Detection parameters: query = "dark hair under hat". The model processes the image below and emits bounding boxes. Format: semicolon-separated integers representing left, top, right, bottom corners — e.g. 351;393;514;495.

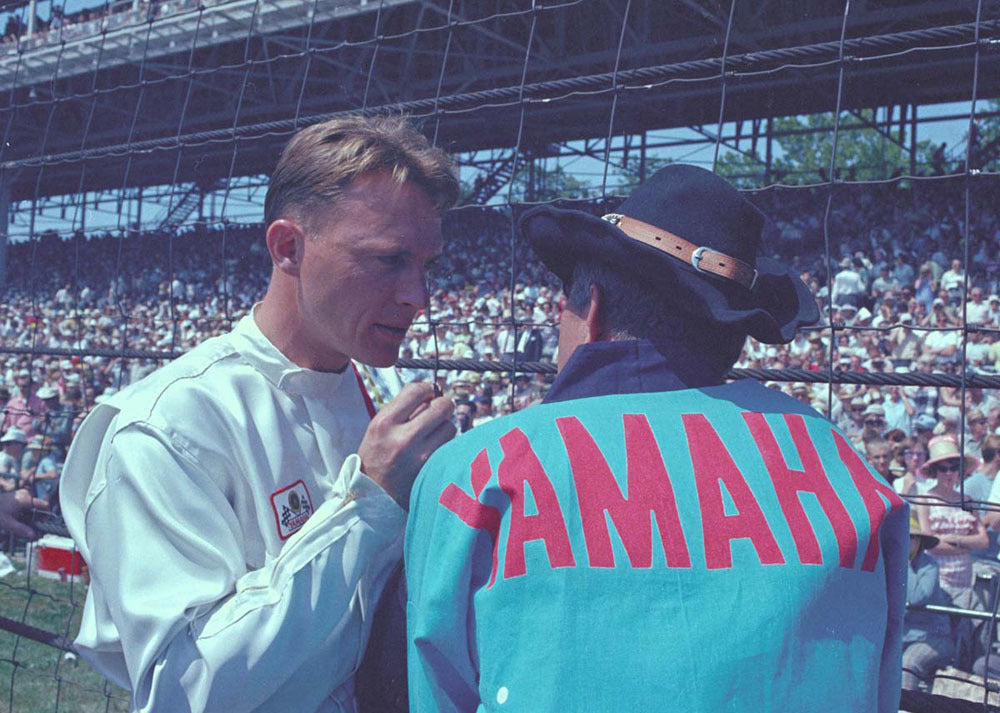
518;164;819;344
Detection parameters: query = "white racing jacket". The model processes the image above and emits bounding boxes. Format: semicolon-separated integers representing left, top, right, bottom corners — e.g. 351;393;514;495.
61;313;405;713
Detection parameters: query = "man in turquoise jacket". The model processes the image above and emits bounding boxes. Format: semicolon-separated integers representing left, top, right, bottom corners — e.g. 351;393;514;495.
406;165;908;712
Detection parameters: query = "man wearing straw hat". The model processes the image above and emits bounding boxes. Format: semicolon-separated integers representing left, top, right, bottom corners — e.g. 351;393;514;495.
406;165;909;712
902;513;953;692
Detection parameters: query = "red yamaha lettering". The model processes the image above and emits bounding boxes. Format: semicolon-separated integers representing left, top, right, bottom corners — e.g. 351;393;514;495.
744;413;858;568
558;414;691;569
438;449;503;587
498;428;576;579
437;414;894;579
833;432;905;572
685;413;785;570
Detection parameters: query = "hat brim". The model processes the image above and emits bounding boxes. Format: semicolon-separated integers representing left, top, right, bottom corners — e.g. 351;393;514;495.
519;205;819;344
910;532;940;550
918;452;979;478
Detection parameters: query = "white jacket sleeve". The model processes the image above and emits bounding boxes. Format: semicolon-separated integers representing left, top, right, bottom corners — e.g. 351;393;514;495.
79;425;405;713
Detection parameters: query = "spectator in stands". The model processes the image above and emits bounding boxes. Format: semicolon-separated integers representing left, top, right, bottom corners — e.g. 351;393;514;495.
861;404;887;445
0;427;27;491
964;434;1000;562
941;258;965;306
841;395;867;443
965;329;992;372
453;399;474;433
897;438;930;496
986;294;1000;329
831;257;866;308
916;436;988;607
966;286;990;325
883;385;914;436
894;253;915;289
21;435;59;503
34;385;70;447
790;383;812;405
2;14;23;42
890;313;922;362
865;439;894;484
3;372;49;439
962;407;989;461
871;265;898;300
912;414;937;449
913;263;937;314
886;430;909;480
902;514;954;693
965;434;1000;507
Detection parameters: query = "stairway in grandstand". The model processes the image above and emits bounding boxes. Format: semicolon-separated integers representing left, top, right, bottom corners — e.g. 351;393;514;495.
465;151;525;205
156;178;229;229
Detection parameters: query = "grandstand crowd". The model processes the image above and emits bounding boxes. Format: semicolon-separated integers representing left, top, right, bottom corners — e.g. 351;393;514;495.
1;177;999;689
3;0;205;46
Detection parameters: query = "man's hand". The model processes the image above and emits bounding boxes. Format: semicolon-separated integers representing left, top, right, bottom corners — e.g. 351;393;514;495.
0;489;48;540
358;382;456;510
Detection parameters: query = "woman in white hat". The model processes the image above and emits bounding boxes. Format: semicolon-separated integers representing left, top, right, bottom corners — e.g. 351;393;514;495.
914;435;988;606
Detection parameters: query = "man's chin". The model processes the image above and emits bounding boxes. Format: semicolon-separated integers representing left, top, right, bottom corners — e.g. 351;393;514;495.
356;346;403;369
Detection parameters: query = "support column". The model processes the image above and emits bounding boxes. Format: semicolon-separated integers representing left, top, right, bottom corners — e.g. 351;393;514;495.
0;174;10;289
135;185;143;231
27;0;37;36
765;117;773;183
639;131;647;183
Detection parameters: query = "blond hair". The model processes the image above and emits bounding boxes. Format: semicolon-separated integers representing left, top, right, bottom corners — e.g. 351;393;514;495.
264;114;459;227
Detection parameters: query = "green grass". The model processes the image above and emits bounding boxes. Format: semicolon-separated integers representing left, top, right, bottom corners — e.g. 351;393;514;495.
0;560;130;713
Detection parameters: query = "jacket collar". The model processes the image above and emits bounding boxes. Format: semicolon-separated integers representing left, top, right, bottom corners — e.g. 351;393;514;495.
542;338;725;405
231;308;352;397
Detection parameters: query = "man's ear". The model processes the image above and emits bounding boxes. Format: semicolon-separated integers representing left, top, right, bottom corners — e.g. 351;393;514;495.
265;219;305;277
585;282;609;343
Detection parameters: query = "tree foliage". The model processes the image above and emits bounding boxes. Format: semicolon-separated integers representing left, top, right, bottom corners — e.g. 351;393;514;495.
711;110;939;187
510;161;594;202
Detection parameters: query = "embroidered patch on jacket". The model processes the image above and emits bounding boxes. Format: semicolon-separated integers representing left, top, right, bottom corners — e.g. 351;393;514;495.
270;480;314;540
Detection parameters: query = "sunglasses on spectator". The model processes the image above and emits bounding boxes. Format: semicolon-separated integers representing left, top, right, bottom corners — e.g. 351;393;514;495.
970;418;987;425
864;419;884;426
932;461;962;473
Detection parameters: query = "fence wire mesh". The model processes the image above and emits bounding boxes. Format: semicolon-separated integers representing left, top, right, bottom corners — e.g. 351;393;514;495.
0;0;999;710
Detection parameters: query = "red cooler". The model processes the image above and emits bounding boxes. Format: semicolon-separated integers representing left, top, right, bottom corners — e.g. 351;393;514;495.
31;535;85;582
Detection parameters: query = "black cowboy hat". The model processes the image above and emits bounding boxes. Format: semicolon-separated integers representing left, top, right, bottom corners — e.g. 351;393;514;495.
518;164;819;344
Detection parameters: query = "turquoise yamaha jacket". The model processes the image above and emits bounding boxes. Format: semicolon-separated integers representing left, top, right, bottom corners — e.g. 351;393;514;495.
406;340;908;713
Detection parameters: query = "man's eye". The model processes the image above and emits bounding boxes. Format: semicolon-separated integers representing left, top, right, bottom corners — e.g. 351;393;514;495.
378;255;404;267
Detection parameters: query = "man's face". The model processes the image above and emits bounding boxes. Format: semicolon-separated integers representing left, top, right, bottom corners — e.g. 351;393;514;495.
866;444;892;477
971;415;988;439
863;414;884;437
295;173;442;370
